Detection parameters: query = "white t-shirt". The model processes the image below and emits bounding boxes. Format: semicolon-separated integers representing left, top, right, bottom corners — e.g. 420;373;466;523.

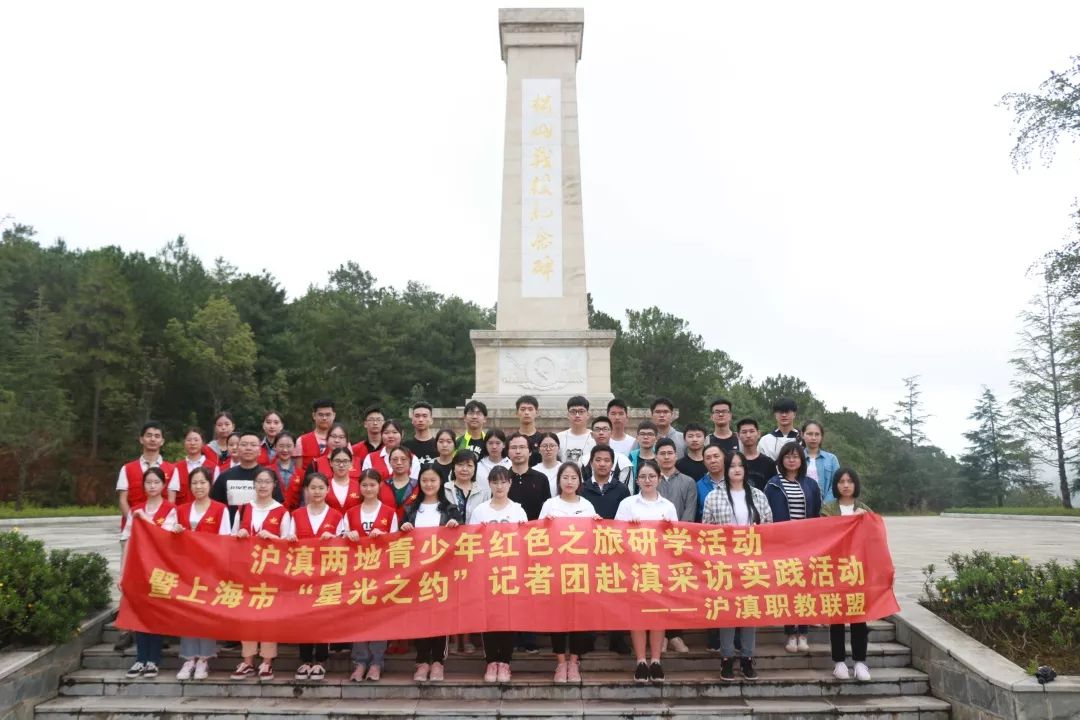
187;503;232;535
413;502;442;528
614;494;679;522
245;501;293;536
539;495;596;519
477;457;511;487
729;489;750;526
839;503;857;516
330;480;350;507
115;457;180;493
557;430;595;466
339;504;399;534
471;499;528;524
608;434;637;456
305;506;331;534
532;462;560;498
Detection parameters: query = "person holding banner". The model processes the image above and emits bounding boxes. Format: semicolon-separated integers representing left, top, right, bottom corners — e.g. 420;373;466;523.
400;466;463;682
764;441;822;654
231;468;291;681
614;459;678;683
171;466;231;680
119;466;176;679
822;467;873;681
377;446;420;525
286;472;344;681
702;451;773;682
539;462;597;683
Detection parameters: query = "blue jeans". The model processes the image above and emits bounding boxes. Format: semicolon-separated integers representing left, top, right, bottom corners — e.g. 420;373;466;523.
135;632;163;665
351;640;387;669
718;627;755;658
179;637;216;659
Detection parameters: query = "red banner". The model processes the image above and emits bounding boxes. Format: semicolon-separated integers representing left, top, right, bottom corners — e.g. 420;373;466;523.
118;514;898;643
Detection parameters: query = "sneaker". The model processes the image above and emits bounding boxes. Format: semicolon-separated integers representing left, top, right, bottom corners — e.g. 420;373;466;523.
257;662;274;680
649;661;665;682
294;663;312;680
497;662;511;682
176;660;195;680
720;657;735;682
634;661;649;683
740;657;758;680
484;662;499;682
194;659;210;680
125;661;145;678
413;663;431;682
429;662;444;681
309;664;326;681
365;665;381;681
566;659;581;683
350;664;366;682
668;636;689;653
785;635;799;653
143;662;159;679
230;662;255;680
553;661;568;683
833;662;851;680
706;646;722;654
853;662;872;682
797;636;810;652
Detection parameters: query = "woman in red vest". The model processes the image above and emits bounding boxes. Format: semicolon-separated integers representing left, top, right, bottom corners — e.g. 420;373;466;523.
323;446;363;514
171;466;230;680
257;410;285;466
285;472;343;681
340;470;397;682
361;420;419;481
216;432;241;476
379;446;420;523
231;468;291;682
119;466;176;679
174;427;217;506
203;412;235;465
308;423;363;483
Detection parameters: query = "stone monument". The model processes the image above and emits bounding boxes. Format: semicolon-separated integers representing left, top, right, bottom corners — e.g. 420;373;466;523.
469;7;616;413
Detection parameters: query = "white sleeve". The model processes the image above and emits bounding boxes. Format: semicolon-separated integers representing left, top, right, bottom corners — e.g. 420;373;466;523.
614;499;631;522
120;512;134;539
664;501;679;522
538;498;553;520
213;465;221;480
161;509;178;531
470;504;488;524
513;504;528;523
167;468;180;492
336;515;349;534
410;456;420;479
116;466;129;491
280;513;293;538
218;508;233;535
581;498;596;516
361;455;373;471
389;514;399;533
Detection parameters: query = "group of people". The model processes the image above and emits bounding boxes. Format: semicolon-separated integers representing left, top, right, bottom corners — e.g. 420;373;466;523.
117;394;875;686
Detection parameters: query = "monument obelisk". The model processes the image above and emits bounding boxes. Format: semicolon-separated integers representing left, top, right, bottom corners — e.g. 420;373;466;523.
470;8;615;411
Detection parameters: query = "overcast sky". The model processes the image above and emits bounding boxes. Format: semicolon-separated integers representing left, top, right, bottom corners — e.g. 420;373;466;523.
3;1;1080;460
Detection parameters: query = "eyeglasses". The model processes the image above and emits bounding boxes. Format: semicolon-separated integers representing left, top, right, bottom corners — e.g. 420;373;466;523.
332;458;352;465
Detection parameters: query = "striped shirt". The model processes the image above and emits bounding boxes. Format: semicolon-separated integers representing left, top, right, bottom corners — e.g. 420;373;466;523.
781;479;806;520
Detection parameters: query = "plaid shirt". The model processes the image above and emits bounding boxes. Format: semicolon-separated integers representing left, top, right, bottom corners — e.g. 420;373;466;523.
701;484;773;526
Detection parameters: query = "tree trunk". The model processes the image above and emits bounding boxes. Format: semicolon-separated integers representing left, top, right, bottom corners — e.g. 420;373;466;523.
90;376;101;460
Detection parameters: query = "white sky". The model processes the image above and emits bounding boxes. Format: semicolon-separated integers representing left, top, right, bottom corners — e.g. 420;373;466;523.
3;1;1080;459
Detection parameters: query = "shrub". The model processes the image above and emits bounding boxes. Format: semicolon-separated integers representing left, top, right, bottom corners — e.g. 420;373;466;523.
0;530;112;647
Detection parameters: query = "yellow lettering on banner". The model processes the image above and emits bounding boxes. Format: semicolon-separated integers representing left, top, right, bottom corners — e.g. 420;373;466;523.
774;558;807;588
794;593;817;618
736;595;762;620
380;575;413;604
347;578;378;606
764;594;792;619
285;546;315;577
530;145;553;169
420;536;451;565
531;257;555;281
531;94;552;113
247;582;278;610
387;537;414;569
524;527;553;556
631;562;663;593
490;566;519;595
320;547;349;577
352;545;382;572
249;544;280;574
704;596;730;621
626;527;658;557
560;563;590;594
821;592;843;618
455;532;486;562
147;568;179;599
176;576;209;605
593;526;625;555
594;562;628;593
418;571;449;603
732;527;762;557
524;563;554;595
809;556;835;587
838;556;866;586
846;592;866;616
313;581;343;607
738;560;771;589
528;202;554;222
703;560;734;591
667;562;699;592
557;525;588;555
529;175;553;197
211;580;244;608
489;531;519;558
697;528;728;556
530;123;553;139
662;527;692;556
530;229;553;251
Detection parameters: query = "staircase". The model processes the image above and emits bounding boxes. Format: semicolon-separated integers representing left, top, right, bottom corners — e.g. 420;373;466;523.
36;620;950;718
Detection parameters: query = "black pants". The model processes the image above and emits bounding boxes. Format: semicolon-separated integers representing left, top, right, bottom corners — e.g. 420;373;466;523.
483;632;514;664
415;636;447;665
551;632;589;656
830;622;868;662
784;624;809;635
299;643;329;663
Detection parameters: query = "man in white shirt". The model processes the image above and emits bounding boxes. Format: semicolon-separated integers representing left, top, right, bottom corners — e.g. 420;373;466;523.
589;416;632;484
557;395;596;466
605;398;637;455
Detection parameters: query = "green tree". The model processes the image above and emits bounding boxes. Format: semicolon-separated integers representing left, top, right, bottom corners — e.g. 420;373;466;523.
959;387;1034;507
1001;56;1080;170
890;375;929;448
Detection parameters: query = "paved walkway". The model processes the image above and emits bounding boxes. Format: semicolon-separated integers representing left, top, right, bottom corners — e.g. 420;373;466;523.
8;515;1080;602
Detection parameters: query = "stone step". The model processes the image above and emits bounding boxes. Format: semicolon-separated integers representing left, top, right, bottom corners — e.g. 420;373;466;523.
83;641;912;672
36;693;952;719
56;667;930;702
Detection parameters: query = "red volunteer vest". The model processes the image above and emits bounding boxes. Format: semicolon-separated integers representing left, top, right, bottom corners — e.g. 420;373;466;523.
379;478;419;523
367;451;392;481
130;500;176;529
345;502;397;537
238;503;289;537
351;440;380;466
175;500;229;533
297;432;328;477
324;477;362;513
121;459;175;528
174;459;217;506
291;506;344;539
311;455;363;483
202;445;220;466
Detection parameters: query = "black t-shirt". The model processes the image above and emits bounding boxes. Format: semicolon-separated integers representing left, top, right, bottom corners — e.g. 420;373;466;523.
520;430;544;467
676;456;707;482
431;459;454;484
745;454;777;491
405;437;439;467
508;468;551;521
707;433;740;455
210;464;284;522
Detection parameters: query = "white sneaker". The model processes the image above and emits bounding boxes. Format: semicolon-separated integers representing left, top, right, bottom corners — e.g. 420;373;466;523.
797;636;810;652
833;662;850;680
853;662;872;682
125;661;145;678
143;662;159;678
176;660;195;680
193;659;210;680
785;636;798;653
668;636;689;653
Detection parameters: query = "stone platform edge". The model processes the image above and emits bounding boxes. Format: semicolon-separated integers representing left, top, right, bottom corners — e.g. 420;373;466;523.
0;605;116;720
891;600;1079;720
0;516;119;527
939;512;1080;523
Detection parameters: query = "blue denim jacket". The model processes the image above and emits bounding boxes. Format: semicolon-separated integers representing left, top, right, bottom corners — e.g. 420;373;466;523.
805;449;840;502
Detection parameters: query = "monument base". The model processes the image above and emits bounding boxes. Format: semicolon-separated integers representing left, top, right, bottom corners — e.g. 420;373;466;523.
468;329;616;411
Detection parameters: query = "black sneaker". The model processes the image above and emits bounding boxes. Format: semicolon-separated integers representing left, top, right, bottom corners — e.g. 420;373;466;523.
634;661;649;683
720;657;735;682
649;661;665;682
740;657;758;680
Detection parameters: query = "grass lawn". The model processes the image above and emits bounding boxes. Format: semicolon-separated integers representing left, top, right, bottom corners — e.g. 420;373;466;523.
944;506;1080;517
0;503;121;519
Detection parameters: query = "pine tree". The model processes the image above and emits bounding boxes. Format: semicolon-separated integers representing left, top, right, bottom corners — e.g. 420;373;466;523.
959;387;1034;507
890;376;929;448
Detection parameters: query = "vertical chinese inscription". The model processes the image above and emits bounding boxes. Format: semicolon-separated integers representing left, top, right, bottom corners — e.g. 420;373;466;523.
521;78;563;298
